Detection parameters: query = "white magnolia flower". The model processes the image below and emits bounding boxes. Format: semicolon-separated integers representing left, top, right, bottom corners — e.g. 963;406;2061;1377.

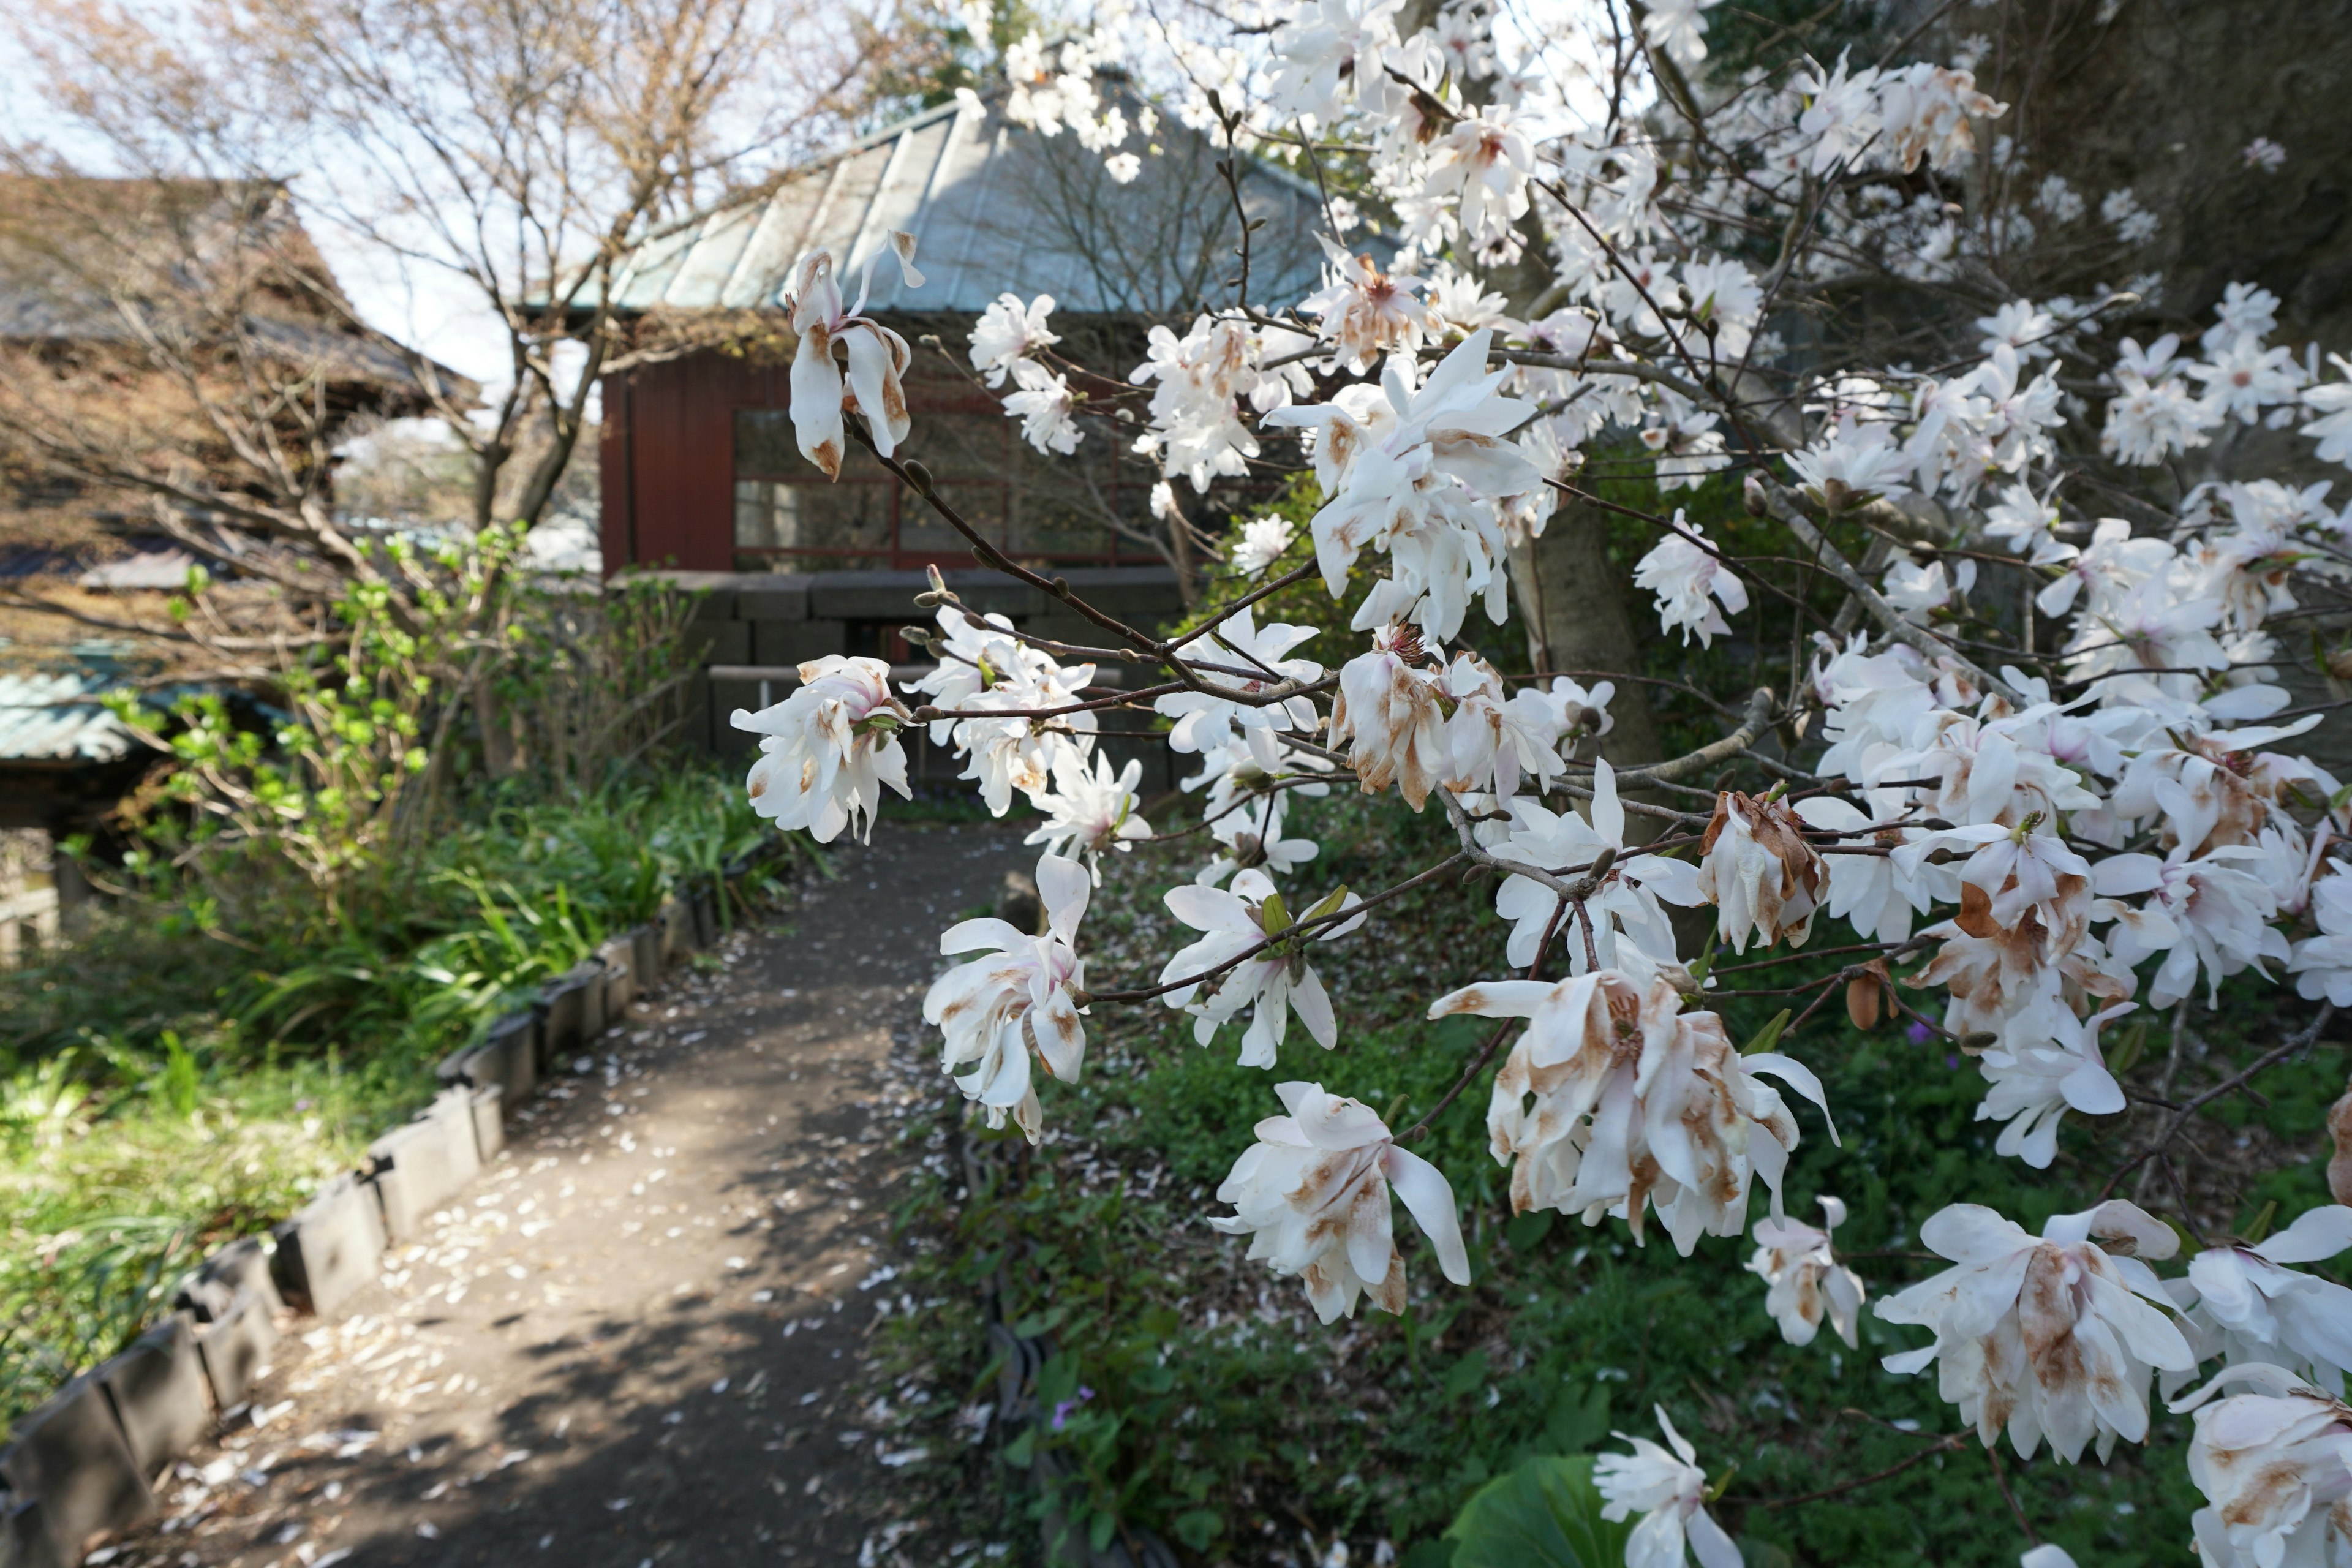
1154;606;1322;771
1698;790;1826;952
1791;793;1945;943
1876;1200;2196;1461
2182;1205;2352;1393
2299;353;2352;467
1023;750;1151;882
1973;995;2131;1169
2291;867;2352;1005
1160;868;1363;1067
1594;1408;1741;1568
1420;108;1535;253
1491;760;1702;979
968;292;1059;387
1632;511;1749;647
1264;329;1538;642
922;853;1091;1142
1441;653;1566;802
1210;1080;1471;1323
784;237;923;477
1331;625;1448;810
1003;358;1081;454
1789;413;1910;497
734;655;913;844
1230;514;1297;576
1539;675;1615;742
1750;1196;1866;1349
1298;236;1434;372
1434;969;1836;1254
2176;1364;2352;1568
1795;51;1882;176
1267;0;1398;121
1197;790;1319;887
1637;0;1722;70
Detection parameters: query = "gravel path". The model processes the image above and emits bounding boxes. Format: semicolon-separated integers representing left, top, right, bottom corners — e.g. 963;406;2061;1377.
98;822;1028;1568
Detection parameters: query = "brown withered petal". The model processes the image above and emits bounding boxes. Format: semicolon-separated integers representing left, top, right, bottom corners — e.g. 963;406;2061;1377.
1955;881;2000;939
2328;1077;2352;1208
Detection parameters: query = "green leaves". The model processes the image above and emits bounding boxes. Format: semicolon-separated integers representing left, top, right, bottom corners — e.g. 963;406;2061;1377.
1741;1008;1792;1056
1442;1454;1634;1568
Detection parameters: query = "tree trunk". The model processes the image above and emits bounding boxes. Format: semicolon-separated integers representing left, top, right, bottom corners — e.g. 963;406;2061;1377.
1507;499;1665;767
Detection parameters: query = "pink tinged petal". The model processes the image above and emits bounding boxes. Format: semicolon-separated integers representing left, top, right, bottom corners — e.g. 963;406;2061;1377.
2256;1205;2352;1265
1036;852;1091;944
1384;1145;1472;1286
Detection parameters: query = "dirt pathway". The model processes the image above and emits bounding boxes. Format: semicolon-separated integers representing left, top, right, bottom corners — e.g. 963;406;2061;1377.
99;821;1028;1568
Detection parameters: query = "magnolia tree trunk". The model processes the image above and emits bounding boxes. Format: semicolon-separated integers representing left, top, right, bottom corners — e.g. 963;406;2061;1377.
1506;507;1665;768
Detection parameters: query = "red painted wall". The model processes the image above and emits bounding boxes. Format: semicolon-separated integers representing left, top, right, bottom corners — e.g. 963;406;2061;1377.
601;352;782;574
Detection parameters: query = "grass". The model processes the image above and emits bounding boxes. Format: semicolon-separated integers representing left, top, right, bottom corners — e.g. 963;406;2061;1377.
869;784;2347;1567
0;763;804;1438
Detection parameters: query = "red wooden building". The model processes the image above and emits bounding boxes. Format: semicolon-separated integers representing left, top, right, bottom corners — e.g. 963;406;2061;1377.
593;89;1327;577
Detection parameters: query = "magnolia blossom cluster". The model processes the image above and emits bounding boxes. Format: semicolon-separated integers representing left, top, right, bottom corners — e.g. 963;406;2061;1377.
723;0;2352;1556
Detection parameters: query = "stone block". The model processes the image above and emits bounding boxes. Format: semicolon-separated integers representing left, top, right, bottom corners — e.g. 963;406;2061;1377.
659;897;693;964
434;1039;497;1093
542;962;601;1056
481;1011;539;1106
628;923;661;993
633;570;741;619
470;1084;505;1160
175;1236;282;1323
595;933;636;1014
3;1496;67;1568
802;568;932;620
0;1375;154;1555
367;1091;480;1242
192;1288;275;1408
97;1316;211;1477
270;1176;385;1316
733;573;812;622
680;619;750;666
750;619;842;666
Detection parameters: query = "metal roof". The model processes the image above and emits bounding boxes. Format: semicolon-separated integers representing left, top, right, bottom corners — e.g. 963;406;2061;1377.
595;90;1330;317
0;672;140;762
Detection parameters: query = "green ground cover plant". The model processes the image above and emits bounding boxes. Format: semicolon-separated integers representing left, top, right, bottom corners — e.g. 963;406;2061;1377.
0;767;795;1436
876;786;2343;1566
